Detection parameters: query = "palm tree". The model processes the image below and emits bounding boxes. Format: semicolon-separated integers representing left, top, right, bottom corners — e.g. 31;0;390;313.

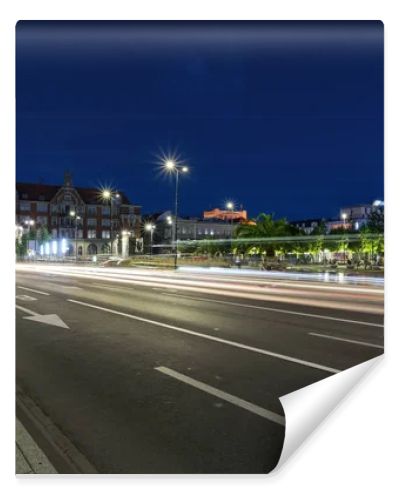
235;213;300;259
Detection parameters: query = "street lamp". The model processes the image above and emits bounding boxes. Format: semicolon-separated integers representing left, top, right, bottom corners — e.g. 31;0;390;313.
24;219;35;256
164;160;189;269
69;211;81;261
341;213;348;264
145;223;156;255
100;189;115;257
226;201;235;254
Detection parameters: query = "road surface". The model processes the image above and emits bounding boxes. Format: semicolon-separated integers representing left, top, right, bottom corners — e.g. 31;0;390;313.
15;263;384;473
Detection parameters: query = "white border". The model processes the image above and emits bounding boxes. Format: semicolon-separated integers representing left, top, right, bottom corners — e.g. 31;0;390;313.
1;1;398;499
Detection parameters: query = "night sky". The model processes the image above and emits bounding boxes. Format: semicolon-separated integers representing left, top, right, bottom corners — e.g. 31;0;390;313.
16;21;383;220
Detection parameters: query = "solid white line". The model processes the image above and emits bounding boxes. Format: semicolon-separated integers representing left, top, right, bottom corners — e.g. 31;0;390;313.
15;305;38;316
155;366;285;426
67;299;340;374
308;332;384;349
161;292;383;328
17;286;50;296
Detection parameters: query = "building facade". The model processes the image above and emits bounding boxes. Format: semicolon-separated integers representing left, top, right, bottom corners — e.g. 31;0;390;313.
144;211;240;253
16;173;142;258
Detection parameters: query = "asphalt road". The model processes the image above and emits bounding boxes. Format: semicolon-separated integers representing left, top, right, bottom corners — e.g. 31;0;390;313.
15;264;384;473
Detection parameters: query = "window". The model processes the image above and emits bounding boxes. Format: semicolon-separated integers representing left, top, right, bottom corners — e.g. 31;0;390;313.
102;230;110;239
102;218;111;227
77;230;83;238
87;218;97;227
21;193;28;199
102;206;110;215
87;205;97;216
20;201;31;211
52;229;57;237
37;216;48;225
37;202;48;213
87;229;97;239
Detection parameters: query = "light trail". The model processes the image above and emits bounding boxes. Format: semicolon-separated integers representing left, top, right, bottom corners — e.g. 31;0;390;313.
16;263;384;315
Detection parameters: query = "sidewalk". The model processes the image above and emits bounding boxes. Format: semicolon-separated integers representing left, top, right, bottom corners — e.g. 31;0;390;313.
16;418;57;474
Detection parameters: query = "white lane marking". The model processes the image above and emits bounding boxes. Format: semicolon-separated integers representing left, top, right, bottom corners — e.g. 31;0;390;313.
17;286;50;296
155;366;285;426
161;292;383;328
61;286;82;290
16;305;38;316
308;332;384;349
16;295;37;302
68;299;339;374
25;314;70;329
15;305;69;329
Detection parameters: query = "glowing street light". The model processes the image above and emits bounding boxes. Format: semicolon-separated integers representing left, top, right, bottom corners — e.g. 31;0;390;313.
69;210;81;261
163;159;189;268
226;201;235;253
99;188;119;257
102;189;111;200
341;213;348;263
145;223;156;255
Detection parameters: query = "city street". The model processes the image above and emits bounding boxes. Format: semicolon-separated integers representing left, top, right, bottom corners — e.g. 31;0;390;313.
15;264;384;473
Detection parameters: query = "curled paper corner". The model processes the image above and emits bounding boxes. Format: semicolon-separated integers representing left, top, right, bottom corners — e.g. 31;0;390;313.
274;354;383;471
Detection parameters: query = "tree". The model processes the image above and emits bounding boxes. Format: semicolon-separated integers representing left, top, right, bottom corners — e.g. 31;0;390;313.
310;220;327;236
366;207;384;233
37;226;51;246
16;233;29;258
235;213;301;258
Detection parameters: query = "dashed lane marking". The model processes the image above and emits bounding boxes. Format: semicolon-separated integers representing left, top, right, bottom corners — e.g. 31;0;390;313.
16;295;37;302
308;332;384;349
155;366;285;426
161;292;383;328
68;299;340;374
17;286;50;296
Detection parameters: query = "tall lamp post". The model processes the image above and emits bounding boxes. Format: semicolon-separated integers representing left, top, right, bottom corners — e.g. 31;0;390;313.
24;219;35;257
69;210;81;261
101;189;120;257
145;223;156;255
341;212;347;264
226;201;234;255
164;160;189;269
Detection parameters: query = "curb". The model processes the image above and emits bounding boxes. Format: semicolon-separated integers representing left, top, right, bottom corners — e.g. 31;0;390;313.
16;386;97;474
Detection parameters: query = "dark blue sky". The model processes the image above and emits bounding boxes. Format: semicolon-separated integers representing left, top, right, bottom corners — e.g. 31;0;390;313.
16;21;383;220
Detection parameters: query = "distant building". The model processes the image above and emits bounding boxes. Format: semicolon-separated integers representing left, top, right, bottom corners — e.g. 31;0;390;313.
145;211;241;253
16;172;142;258
203;208;248;222
291;218;323;235
292;200;384;234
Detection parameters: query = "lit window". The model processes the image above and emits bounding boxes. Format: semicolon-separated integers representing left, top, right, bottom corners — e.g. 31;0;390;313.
87;206;97;216
102;230;111;239
37;202;48;213
87;229;97;239
20;201;31;211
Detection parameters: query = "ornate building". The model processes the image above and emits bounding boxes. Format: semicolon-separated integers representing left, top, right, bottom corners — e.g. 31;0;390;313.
16;173;142;258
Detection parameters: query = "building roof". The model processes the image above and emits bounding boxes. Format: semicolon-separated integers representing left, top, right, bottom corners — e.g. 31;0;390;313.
16;182;133;205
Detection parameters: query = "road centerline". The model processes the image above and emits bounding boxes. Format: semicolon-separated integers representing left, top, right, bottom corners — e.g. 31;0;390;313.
155;366;285;426
308;332;384;349
67;298;340;374
17;286;50;296
161;292;383;328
